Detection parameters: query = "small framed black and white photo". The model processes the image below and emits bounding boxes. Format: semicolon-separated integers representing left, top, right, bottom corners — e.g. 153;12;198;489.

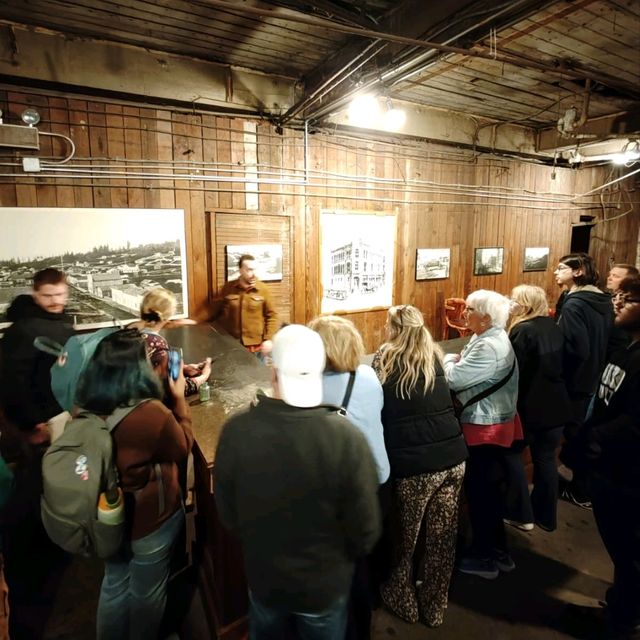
225;244;283;282
474;247;504;276
415;248;450;281
523;246;550;272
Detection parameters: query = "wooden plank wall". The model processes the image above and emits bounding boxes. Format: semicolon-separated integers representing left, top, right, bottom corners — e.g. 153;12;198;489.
1;90;638;352
213;212;292;324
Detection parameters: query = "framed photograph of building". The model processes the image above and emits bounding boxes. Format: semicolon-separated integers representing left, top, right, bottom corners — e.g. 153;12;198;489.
416;248;450;281
474;247;504;276
225;244;283;282
320;211;396;313
0;208;188;330
523;246;550;272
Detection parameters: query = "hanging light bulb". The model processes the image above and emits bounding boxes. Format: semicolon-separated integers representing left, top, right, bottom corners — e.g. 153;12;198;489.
347;94;380;128
383;98;406;131
21;108;41;127
612;141;640;165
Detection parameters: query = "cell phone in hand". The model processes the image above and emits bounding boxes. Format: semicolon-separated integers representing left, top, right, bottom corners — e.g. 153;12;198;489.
168;348;182;381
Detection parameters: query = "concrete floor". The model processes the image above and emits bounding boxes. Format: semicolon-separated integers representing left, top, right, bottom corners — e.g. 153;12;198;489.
372;499;612;640
42;498;612;639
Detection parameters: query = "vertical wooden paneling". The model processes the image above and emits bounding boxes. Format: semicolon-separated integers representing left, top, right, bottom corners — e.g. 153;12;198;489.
1;90;637;350
105;104;128;208
214;213;292;324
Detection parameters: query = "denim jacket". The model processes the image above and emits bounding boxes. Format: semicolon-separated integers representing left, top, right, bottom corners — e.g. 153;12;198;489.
443;326;519;425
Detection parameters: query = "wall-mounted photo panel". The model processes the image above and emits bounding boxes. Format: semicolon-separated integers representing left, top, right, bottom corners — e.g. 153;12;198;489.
321;211;396;313
225;244;283;282
523;246;550;272
0;208;188;330
474;247;504;276
416;248;450;281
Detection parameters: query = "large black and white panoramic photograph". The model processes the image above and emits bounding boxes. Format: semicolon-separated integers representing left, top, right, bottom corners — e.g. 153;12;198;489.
320;211;395;313
0;208;188;329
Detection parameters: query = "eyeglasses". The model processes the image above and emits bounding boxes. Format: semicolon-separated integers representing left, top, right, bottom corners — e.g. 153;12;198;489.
614;293;640;306
555;264;571;271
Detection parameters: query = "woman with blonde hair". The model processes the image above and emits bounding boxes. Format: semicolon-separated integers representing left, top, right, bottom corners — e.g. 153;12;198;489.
372;305;466;627
507;285;571;531
308;315;389;485
308;315;388;640
129;287;211;396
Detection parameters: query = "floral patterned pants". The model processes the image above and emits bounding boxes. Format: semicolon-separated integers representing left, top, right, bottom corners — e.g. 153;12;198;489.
381;462;465;627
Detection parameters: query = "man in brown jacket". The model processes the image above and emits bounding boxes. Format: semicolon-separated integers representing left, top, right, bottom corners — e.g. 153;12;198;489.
210;254;279;356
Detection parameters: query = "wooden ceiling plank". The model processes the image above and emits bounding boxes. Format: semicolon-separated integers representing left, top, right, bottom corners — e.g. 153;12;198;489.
608;0;640;20
564;7;640;49
502;17;640;75
0;7;318;75
9;0;335;62
264;0;381;29
149;0;349;43
496;25;639;86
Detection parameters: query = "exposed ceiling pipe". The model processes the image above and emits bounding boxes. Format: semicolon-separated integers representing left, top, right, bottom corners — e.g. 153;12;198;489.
278;0;555;126
199;0;623;84
276;39;385;126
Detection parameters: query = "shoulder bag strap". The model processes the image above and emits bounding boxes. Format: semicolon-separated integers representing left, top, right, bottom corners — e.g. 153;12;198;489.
338;371;357;416
460;359;516;413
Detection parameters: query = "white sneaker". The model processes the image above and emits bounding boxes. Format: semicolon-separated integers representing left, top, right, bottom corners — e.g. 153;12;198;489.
503;518;534;531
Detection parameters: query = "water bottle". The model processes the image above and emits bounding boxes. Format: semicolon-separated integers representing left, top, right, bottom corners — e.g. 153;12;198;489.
97;487;124;526
199;381;211;402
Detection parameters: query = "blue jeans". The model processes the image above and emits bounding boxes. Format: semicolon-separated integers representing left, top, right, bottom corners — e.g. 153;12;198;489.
249;591;348;640
96;507;184;640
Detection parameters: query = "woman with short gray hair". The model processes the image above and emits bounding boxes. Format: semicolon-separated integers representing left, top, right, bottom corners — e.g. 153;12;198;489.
444;289;522;580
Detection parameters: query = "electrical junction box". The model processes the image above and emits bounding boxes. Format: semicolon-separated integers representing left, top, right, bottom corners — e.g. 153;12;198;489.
22;157;41;172
0;124;40;149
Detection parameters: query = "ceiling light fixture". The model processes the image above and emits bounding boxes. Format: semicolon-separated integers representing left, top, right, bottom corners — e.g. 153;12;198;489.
347;94;380;128
612;140;640;166
383;97;406;131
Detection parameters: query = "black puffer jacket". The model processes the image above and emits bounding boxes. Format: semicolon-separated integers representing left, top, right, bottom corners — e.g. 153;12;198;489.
1;295;75;428
510;316;572;431
380;360;467;478
557;287;613;398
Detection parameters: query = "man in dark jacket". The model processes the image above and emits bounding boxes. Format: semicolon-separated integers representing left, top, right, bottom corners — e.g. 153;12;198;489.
214;324;381;639
554;253;613;508
0;268;75;640
1;268;75;440
566;275;640;639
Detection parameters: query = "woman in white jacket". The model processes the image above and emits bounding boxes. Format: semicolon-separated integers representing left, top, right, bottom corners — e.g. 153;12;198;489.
444;290;522;580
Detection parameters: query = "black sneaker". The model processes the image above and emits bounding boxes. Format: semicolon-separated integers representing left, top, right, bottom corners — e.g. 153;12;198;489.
493;549;516;573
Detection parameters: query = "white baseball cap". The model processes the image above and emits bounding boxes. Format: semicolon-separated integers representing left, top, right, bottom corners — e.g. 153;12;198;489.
271;324;326;408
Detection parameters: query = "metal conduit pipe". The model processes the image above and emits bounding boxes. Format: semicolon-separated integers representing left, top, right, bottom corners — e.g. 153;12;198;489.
0;176;625;211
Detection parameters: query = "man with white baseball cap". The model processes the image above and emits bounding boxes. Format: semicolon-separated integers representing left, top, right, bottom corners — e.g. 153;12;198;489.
215;324;381;639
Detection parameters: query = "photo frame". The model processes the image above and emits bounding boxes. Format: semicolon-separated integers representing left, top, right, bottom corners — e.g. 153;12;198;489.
416;248;450;281
320;211;396;313
474;247;504;276
225;244;283;282
0;208;188;330
523;246;550;272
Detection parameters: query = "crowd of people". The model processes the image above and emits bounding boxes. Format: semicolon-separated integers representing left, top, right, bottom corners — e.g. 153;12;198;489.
0;252;638;640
